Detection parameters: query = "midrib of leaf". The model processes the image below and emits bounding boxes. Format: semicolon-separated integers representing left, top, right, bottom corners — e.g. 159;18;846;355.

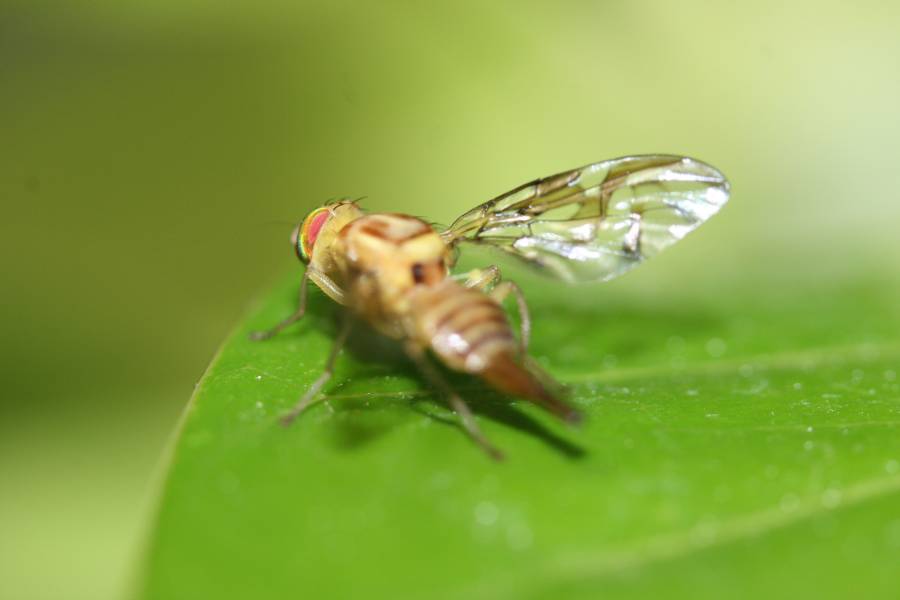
462;471;900;598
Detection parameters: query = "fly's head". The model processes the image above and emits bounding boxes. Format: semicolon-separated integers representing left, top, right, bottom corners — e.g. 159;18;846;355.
292;200;364;268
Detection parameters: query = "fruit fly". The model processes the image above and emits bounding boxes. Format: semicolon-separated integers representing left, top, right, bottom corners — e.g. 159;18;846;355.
252;155;730;459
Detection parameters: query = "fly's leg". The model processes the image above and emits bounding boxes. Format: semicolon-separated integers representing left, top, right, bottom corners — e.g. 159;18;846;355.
462;265;531;355
280;317;353;426
249;269;310;341
404;341;504;461
490;281;531;355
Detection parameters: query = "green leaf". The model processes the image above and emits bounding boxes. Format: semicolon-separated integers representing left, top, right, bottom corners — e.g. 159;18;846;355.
137;271;900;600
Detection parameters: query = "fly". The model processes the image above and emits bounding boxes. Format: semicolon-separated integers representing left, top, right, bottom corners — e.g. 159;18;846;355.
251;155;730;459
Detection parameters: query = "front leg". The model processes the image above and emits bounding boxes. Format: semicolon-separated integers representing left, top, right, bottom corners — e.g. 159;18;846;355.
249;270;311;341
249;267;349;341
460;265;531;355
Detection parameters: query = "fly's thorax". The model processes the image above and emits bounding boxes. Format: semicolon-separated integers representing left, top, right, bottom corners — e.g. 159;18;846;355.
408;280;517;373
334;213;450;319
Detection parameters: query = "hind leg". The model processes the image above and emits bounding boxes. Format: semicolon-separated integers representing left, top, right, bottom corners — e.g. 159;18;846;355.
404;341;504;461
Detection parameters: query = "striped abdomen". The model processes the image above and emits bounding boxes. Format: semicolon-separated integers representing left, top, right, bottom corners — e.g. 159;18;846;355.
407;280;581;423
409;279;516;372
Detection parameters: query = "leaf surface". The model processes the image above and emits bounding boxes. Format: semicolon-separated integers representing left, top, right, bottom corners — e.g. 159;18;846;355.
138;270;900;599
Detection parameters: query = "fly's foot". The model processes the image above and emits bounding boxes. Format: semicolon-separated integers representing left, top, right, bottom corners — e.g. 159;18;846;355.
249;329;275;341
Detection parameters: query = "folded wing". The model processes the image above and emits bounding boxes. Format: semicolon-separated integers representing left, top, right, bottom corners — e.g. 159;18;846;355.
441;155;730;283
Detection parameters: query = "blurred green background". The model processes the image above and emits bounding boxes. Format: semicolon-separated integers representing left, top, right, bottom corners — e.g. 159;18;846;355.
2;1;899;599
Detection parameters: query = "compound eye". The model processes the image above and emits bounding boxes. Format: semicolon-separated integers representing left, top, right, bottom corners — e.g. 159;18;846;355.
296;207;330;263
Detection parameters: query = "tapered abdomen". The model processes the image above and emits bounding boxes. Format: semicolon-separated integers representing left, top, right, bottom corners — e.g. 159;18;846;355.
408;280;581;423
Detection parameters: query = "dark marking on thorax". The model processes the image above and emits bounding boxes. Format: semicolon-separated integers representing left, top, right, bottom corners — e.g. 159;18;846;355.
412;262;425;283
355;214;434;244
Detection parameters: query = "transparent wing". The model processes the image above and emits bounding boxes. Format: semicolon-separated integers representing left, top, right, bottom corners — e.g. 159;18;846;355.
441;155;730;283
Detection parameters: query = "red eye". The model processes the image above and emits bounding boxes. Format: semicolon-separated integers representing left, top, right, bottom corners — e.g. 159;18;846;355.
306;210;328;247
298;208;330;263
